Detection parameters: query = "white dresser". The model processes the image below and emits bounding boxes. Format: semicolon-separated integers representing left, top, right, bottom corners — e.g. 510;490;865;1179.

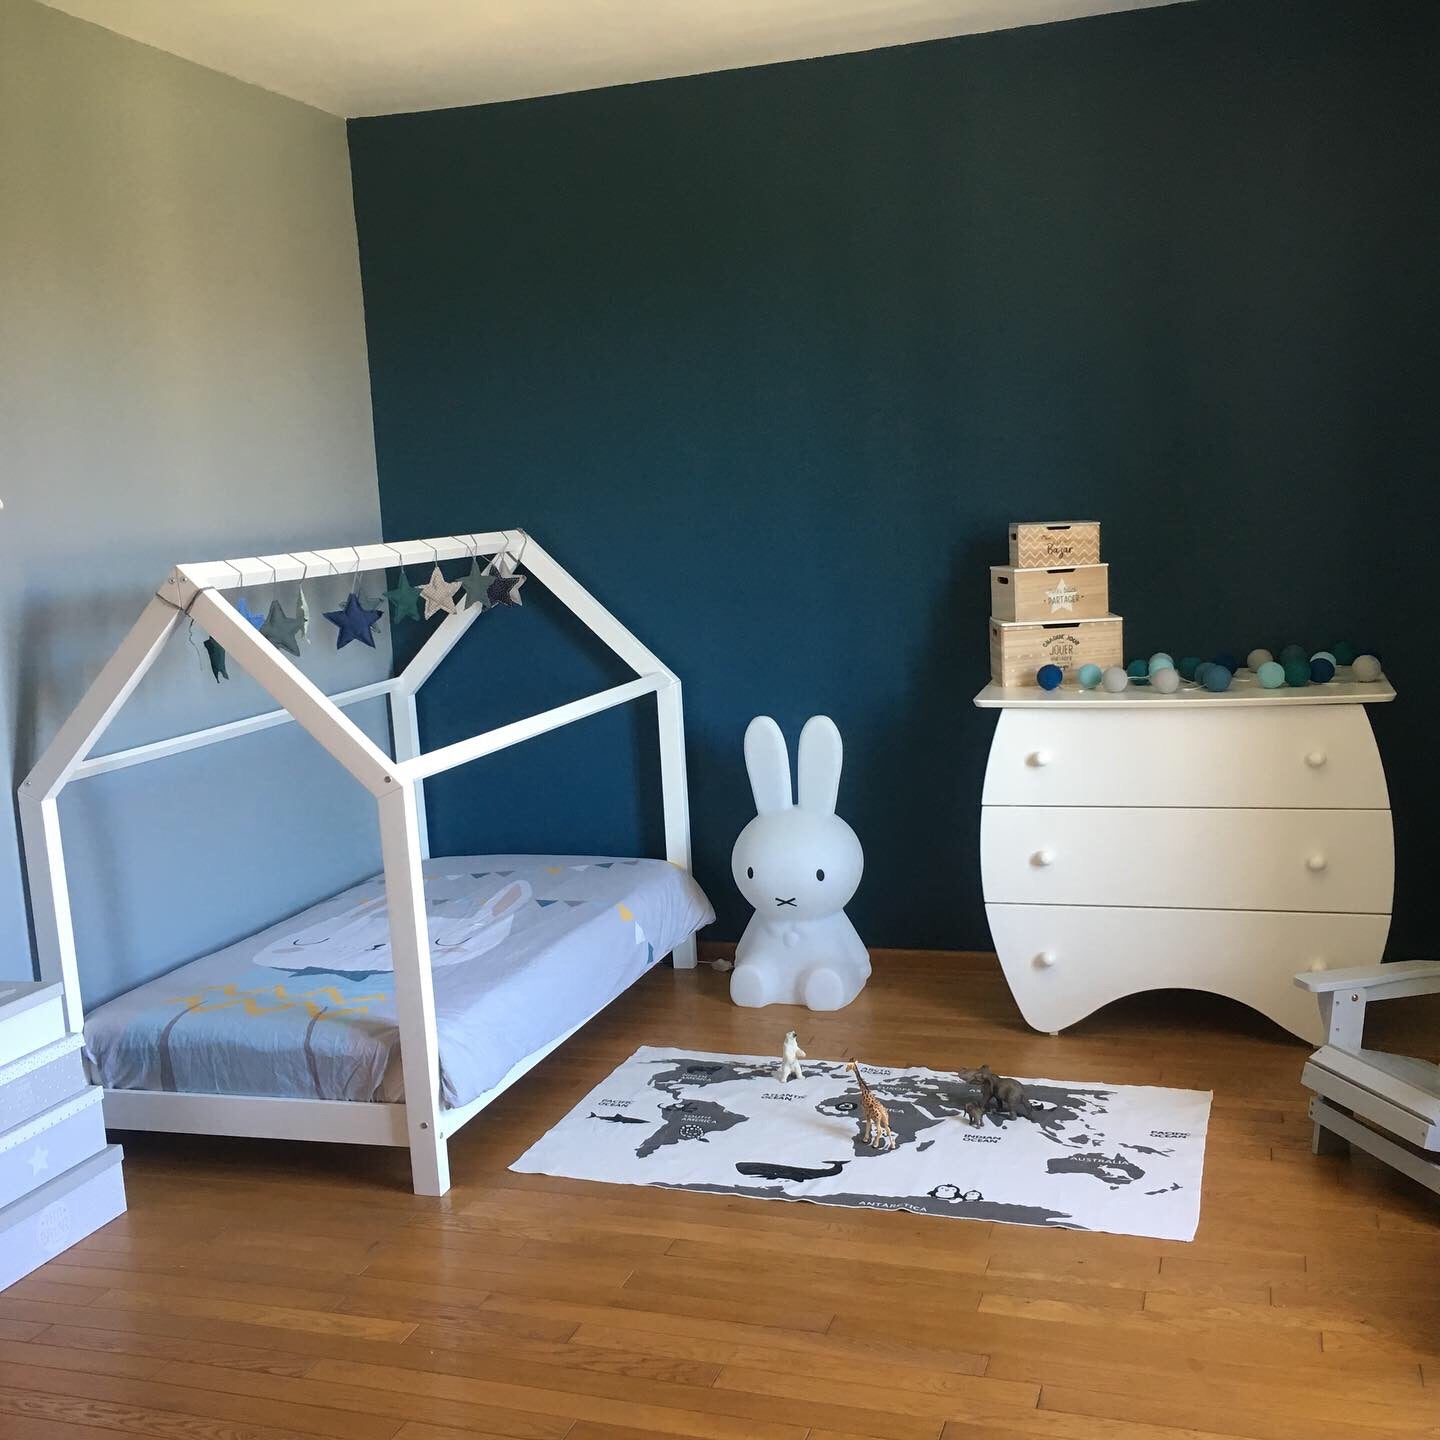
974;673;1396;1043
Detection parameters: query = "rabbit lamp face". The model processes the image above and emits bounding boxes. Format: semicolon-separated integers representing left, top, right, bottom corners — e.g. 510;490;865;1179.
729;715;870;1011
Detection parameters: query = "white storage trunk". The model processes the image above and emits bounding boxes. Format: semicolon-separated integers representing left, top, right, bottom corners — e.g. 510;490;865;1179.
0;1086;107;1211
0;1035;88;1134
0;981;66;1066
0;1144;126;1292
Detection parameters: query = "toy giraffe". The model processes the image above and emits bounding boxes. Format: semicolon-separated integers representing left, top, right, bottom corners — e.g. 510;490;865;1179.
846;1060;897;1150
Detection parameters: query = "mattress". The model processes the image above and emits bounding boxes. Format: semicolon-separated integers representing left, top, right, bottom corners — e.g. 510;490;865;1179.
84;855;713;1110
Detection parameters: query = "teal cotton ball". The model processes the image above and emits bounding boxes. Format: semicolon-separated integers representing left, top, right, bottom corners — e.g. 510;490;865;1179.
1257;660;1286;688
1077;663;1103;689
1101;666;1129;693
1203;665;1232;692
1332;641;1357;666
1310;657;1336;684
1311;650;1336;667
1247;648;1274;670
1279;643;1307;664
1284;658;1311;687
1036;664;1063;691
1194;662;1214;685
1126;659;1150;685
1353;654;1383;682
1152;666;1181;694
1179;656;1202;680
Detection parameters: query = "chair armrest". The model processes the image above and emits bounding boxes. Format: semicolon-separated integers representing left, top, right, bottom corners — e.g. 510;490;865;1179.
1295;961;1440;1001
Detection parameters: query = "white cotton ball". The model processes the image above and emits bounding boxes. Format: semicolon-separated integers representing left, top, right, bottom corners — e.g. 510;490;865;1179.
1151;666;1182;693
1352;654;1383;682
1247;648;1273;669
1101;666;1129;693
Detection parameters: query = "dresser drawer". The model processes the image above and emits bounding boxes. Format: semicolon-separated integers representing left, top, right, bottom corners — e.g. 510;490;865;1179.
982;706;1388;810
985;905;1390;1042
980;806;1394;914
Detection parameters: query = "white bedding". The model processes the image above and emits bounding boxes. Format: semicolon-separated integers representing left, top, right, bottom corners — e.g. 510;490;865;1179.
84;855;713;1109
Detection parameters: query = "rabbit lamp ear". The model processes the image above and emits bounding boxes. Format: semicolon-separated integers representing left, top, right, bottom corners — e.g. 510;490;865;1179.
744;715;792;815
796;715;843;814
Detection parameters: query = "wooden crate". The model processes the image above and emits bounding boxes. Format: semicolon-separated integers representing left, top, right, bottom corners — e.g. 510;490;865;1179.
1007;521;1101;568
989;613;1123;687
990;563;1109;622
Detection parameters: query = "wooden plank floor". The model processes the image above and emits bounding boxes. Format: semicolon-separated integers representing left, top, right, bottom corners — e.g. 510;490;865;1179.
5;949;1439;1440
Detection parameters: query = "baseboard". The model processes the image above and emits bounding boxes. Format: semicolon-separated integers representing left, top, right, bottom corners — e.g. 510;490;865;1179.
696;939;999;972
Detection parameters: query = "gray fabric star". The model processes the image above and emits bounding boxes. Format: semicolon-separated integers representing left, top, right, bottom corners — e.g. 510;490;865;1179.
261;599;305;657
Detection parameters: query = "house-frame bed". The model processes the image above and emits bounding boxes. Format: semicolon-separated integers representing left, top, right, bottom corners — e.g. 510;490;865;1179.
20;531;697;1196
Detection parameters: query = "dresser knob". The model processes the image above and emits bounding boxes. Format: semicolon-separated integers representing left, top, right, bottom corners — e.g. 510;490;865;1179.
1306;854;1328;873
1034;950;1057;969
1307;958;1328;972
1026;749;1052;768
1031;848;1056;868
1305;751;1327;769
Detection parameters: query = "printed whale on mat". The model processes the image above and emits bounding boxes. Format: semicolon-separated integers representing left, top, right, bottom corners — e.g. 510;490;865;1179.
735;1159;849;1182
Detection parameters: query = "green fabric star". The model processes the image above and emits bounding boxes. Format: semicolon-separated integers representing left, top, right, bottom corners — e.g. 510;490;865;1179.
203;637;228;681
261;599;305;657
385;568;422;623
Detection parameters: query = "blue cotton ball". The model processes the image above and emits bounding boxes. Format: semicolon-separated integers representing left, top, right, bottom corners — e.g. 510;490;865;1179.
1101;666;1129;693
1148;654;1175;675
1311;650;1336;667
1077;663;1102;689
1037;664;1063;690
1353;654;1382;682
1257;660;1286;688
1203;665;1232;692
1310;657;1336;684
1179;656;1202;680
1152;666;1181;694
1194;662;1214;685
1212;653;1239;674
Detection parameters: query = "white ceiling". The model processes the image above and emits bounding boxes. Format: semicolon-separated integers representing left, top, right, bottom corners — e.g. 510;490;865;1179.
36;0;1186;118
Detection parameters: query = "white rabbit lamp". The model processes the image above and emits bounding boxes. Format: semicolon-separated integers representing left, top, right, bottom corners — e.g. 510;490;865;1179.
730;715;870;1011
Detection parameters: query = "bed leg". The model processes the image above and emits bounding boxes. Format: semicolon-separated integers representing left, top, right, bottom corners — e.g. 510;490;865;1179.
409;1124;450;1196
671;935;698;969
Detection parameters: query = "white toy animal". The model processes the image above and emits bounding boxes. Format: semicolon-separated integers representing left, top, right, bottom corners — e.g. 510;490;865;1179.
779;1030;806;1082
730;715;869;1011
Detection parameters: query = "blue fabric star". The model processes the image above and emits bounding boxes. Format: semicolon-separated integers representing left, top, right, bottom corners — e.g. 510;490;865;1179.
234;597;265;629
325;592;384;649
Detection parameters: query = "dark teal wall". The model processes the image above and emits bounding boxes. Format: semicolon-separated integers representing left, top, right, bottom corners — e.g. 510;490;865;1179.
349;0;1439;952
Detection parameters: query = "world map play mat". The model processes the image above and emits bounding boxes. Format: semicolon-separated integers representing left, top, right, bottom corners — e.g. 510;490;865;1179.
512;1047;1212;1240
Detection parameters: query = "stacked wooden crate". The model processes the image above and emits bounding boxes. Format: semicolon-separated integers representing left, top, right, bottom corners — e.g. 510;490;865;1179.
988;521;1123;686
0;980;125;1291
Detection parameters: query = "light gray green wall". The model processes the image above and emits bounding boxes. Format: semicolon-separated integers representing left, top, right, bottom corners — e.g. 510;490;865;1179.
1;0;391;1002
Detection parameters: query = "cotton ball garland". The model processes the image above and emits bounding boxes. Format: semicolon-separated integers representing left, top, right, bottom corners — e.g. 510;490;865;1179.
1036;664;1063;691
1247;648;1274;670
1332;641;1357;666
1151;666;1181;694
1179;656;1202;680
1203;665;1232;693
1077;663;1102;689
1352;654;1383;682
1309;657;1336;684
1101;666;1129;693
1284;658;1311;687
1311;650;1336;667
1257;660;1286;688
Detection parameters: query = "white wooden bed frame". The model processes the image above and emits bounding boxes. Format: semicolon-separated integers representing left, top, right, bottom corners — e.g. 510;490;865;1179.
18;531;696;1196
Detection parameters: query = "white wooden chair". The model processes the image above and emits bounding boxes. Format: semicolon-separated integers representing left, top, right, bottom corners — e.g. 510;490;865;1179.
1296;962;1440;1197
